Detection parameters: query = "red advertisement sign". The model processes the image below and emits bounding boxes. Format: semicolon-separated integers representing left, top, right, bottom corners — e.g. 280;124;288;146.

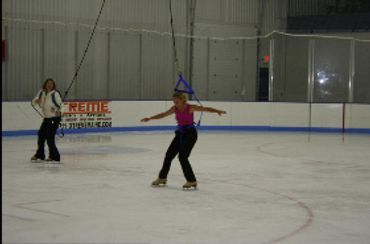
61;101;112;129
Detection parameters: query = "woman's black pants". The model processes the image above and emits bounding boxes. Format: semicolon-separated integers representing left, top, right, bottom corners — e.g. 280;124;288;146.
159;127;197;182
35;117;61;161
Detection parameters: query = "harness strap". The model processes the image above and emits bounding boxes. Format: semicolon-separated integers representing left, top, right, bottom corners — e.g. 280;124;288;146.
51;90;61;109
177;124;196;144
174;75;203;126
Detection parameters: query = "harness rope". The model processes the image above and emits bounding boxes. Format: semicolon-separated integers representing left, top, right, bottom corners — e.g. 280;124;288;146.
31;0;107;137
169;0;203;126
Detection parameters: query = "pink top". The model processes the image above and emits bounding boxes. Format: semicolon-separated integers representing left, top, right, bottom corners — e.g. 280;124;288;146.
175;104;194;126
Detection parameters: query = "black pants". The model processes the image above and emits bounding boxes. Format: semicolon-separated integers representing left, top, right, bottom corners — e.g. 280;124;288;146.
35;117;61;161
159;127;198;182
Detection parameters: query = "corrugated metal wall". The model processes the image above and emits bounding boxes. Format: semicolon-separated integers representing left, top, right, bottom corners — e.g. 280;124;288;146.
2;0;260;101
288;0;322;16
225;0;259;24
196;0;259;25
2;0;188;100
4;0;367;103
261;0;288;34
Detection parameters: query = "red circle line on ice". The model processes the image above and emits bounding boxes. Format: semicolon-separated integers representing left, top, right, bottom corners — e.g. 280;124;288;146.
253;185;314;244
203;178;314;244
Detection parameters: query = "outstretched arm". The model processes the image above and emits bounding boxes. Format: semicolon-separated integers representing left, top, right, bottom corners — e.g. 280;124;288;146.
141;106;175;122
190;105;226;116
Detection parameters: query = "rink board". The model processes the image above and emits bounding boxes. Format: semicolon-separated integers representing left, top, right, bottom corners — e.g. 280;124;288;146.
2;101;370;136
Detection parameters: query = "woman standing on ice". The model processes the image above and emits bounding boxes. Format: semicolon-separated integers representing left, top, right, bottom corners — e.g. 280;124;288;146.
31;78;63;162
141;92;226;189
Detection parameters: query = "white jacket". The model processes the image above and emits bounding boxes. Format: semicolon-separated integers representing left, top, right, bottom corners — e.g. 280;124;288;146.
32;89;64;118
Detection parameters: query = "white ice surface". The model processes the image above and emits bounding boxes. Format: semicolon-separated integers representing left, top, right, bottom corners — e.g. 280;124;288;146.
2;131;370;244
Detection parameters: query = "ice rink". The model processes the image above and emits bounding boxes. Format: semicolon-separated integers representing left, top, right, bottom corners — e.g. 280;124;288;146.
2;131;370;244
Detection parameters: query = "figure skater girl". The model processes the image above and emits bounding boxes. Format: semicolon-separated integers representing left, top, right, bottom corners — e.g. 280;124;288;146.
141;92;226;189
31;78;63;162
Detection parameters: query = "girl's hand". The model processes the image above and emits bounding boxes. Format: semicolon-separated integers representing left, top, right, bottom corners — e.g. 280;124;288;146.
141;117;151;122
51;108;61;116
217;110;226;116
35;99;41;105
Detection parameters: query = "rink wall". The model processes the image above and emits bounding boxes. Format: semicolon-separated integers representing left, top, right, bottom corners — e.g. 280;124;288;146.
2;101;370;136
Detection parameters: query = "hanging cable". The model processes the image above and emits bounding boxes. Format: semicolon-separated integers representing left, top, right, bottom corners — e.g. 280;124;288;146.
63;0;107;100
169;0;203;126
31;0;107;137
31;101;44;118
169;0;181;75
